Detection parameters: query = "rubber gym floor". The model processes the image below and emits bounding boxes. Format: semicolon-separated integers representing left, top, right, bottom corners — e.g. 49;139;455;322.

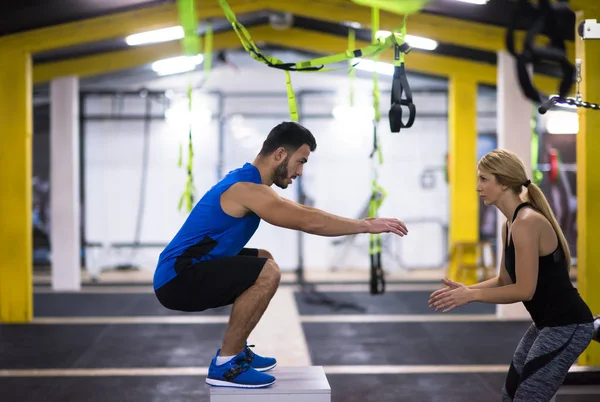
0;271;594;402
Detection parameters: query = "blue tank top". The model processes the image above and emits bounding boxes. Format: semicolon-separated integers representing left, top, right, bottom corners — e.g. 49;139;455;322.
153;163;263;290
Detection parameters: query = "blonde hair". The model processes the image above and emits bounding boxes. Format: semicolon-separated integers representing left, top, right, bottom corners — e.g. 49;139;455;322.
477;149;571;271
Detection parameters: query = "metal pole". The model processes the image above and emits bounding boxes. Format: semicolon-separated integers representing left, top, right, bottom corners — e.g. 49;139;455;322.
79;94;86;268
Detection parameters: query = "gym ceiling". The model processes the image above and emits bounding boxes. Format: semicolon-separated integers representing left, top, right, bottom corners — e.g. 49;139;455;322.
0;0;578;91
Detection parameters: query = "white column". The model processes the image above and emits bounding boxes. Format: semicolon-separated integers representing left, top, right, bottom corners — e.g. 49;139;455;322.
496;51;532;320
50;76;81;291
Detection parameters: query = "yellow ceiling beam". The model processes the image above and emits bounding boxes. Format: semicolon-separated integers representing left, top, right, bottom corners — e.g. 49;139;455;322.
266;0;575;63
0;0;575;66
32;25;561;95
0;0;262;53
32;31;244;84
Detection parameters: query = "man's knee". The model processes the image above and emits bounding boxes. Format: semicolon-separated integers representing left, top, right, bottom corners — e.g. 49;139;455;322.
258;258;281;288
257;249;274;260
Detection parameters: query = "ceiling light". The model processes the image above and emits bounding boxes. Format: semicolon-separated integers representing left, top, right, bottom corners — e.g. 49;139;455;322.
453;0;490;4
151;55;204;76
126;26;184;46
352;58;394;75
344;21;363;29
376;30;438;50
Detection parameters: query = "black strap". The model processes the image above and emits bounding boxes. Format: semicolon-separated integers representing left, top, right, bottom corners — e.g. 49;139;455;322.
505;0;575;104
249;49;324;72
388;63;416;133
369;124;378;158
370;236;385;295
512;202;533;223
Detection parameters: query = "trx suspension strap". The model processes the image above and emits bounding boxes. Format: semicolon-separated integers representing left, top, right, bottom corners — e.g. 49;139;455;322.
177;0;200;212
506;0;575;105
351;0;427;133
348;27;356;108
178;84;197;213
530;108;543;186
176;0;213;212
388;17;416;133
217;0;410;120
368;7;386;295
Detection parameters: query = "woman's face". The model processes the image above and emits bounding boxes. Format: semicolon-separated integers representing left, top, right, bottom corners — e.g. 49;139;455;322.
476;169;503;206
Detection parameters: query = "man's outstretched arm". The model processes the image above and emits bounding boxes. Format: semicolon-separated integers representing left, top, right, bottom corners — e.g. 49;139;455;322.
235;183;407;237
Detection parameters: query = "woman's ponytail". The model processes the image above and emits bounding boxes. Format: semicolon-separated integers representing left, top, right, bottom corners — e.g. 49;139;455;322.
525;182;572;271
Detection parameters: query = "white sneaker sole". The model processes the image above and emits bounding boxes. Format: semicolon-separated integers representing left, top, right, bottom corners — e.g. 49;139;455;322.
254;362;277;372
205;378;276;388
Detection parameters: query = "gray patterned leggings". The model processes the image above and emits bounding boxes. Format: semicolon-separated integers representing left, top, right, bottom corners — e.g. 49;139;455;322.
502;322;594;402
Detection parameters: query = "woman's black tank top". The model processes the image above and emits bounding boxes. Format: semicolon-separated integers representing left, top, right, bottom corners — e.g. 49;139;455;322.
504;202;593;328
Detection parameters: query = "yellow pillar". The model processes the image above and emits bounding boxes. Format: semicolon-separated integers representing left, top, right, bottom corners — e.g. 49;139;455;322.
447;74;479;285
0;46;33;323
574;4;600;366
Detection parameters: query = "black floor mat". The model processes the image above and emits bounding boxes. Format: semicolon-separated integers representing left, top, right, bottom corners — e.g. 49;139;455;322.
1;374;594;402
303;321;533;365
295;290;496;315
0;376;210;402
34;293;231;317
0;324;226;369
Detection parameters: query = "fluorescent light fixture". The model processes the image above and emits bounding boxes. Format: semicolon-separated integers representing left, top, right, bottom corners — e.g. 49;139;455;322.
376;30;438;51
344;21;362;29
125;26;184;46
543;110;579;134
352;58;394;75
152;55;204;76
454;0;490;4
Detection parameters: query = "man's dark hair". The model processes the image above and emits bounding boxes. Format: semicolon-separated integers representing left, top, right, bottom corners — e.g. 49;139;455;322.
258;121;317;156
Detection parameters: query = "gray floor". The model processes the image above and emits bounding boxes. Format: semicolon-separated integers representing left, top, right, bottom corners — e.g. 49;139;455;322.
1;284;597;401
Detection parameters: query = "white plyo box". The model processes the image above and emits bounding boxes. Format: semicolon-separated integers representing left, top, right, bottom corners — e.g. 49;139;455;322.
209;366;331;402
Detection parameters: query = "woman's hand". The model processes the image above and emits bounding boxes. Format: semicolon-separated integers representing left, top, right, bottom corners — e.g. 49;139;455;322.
428;278;462;302
428;279;475;312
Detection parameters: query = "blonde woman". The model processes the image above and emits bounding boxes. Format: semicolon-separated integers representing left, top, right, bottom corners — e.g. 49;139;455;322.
429;149;594;402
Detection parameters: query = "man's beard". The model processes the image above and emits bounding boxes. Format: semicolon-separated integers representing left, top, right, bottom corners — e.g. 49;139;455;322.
273;156;290;189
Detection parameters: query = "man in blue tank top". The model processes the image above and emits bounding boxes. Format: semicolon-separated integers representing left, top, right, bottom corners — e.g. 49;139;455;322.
153;121;409;389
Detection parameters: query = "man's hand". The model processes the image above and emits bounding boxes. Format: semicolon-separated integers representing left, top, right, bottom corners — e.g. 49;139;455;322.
363;217;408;237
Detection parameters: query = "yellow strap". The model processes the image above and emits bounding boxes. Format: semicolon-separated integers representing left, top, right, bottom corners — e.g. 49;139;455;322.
204;22;213;76
178;83;196;212
351;0;430;15
348;28;356;107
285;71;299;121
217;0;409;120
369;5;385;245
219;0;407;70
399;17;408;65
372;7;381;123
177;0;201;56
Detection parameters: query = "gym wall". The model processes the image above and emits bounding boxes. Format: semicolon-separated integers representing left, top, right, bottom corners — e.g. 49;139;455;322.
32;65;501;274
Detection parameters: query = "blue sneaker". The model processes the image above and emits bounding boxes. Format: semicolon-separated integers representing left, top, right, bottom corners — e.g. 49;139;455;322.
244;343;277;372
206;350;276;388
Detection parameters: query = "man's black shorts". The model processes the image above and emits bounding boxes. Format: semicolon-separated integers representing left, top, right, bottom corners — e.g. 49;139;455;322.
155;248;267;312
